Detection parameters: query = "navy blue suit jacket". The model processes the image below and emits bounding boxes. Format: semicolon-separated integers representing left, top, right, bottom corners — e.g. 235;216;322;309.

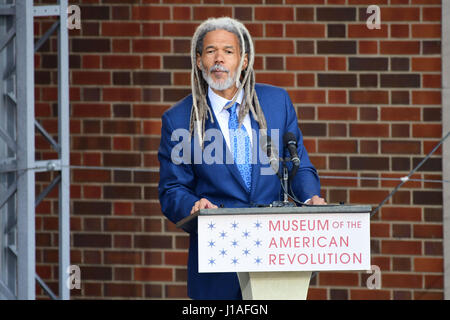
158;83;321;299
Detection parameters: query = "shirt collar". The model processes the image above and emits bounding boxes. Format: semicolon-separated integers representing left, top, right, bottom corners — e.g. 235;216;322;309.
208;86;244;114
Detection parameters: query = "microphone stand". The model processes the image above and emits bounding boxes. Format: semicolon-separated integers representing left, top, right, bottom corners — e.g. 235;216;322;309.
270;157;296;207
282;162;289;203
256;135;302;208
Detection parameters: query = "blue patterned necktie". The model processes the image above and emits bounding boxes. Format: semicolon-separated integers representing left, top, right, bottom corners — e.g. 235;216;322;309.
227;102;252;191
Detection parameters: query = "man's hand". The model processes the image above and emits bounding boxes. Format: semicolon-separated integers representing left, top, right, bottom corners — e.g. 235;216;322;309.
190;198;218;214
306;195;327;205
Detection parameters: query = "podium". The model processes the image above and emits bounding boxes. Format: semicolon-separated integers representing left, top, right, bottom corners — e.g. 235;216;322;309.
176;205;372;300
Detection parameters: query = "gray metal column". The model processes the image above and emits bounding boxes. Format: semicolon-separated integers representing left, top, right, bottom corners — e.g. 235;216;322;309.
0;0;17;300
15;0;35;300
442;1;450;300
57;0;70;300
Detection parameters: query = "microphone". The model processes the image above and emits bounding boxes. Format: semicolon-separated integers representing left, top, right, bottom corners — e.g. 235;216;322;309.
283;132;300;167
266;135;280;175
260;134;280;176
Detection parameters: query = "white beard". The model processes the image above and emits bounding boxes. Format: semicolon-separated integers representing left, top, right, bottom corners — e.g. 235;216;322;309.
200;62;237;91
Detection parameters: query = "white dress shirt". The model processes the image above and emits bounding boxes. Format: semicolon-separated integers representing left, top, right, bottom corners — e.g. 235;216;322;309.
208;87;311;203
208;86;253;151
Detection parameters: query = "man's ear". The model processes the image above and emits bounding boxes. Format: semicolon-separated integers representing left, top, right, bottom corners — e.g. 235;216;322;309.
243;53;248;70
196;53;201;70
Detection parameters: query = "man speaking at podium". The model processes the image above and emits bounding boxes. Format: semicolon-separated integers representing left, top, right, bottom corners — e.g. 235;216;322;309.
158;17;326;300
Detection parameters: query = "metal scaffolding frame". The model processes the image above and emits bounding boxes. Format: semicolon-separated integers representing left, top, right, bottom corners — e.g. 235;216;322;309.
0;0;70;300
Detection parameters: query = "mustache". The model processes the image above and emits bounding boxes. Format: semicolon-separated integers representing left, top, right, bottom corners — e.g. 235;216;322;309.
209;64;229;73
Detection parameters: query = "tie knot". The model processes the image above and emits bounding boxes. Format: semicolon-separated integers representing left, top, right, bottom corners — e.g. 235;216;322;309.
226;102;238;115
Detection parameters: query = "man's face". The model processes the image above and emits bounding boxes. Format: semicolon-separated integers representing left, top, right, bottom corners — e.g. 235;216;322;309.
196;29;248;93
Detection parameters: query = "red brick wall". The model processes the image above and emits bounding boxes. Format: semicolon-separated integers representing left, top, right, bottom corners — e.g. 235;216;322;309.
34;0;443;299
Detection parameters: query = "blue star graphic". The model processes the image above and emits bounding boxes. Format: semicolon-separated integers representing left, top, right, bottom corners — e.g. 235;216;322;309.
231;257;239;265
208;222;215;230
242;248;250;256
208;258;216;266
208;240;215;248
231;221;239;230
219;249;227;257
219;231;227;239
254;220;262;229
231;239;239;248
254;257;262;265
254;239;262;247
242;230;250;239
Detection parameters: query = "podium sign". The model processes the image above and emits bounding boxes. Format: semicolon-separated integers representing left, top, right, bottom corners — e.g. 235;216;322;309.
197;207;371;273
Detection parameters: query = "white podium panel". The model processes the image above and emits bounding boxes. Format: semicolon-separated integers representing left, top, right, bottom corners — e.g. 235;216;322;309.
237;271;312;300
198;211;371;273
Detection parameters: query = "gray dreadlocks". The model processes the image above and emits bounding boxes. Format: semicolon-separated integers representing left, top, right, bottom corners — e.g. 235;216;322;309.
190;17;268;147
